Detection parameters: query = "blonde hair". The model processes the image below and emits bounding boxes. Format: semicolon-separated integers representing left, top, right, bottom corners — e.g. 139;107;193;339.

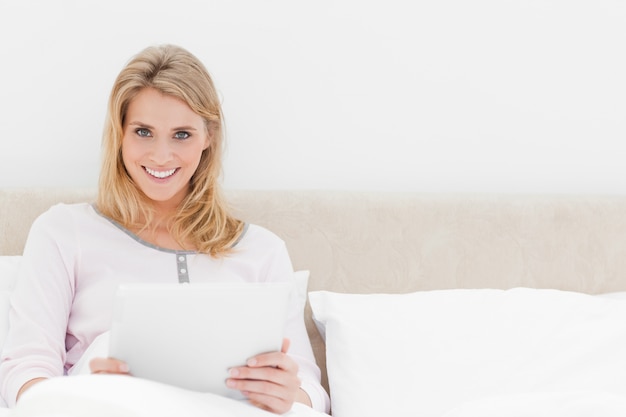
97;44;243;256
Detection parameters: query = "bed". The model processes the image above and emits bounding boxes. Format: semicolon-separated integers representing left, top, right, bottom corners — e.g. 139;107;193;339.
3;188;626;416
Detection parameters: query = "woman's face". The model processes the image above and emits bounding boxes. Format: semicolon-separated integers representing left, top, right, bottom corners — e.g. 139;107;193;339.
121;88;210;212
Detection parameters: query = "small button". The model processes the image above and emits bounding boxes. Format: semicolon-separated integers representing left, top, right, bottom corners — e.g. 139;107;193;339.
180;268;187;274
178;256;185;262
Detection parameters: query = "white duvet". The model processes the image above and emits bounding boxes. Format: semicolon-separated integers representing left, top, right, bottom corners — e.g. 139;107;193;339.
5;374;327;417
7;385;626;417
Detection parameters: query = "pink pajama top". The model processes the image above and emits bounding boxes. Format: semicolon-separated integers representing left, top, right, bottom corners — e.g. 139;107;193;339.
0;203;330;413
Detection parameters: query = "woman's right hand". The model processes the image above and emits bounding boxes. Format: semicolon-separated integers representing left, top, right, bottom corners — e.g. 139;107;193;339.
16;358;129;403
17;377;47;401
89;357;131;375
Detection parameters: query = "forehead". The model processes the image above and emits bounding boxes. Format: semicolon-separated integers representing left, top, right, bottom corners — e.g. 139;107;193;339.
125;88;203;127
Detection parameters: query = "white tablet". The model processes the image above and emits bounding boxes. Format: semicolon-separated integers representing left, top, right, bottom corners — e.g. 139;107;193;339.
109;281;292;400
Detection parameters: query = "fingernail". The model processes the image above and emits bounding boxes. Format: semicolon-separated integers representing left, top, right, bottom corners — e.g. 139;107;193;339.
119;363;129;373
229;368;239;377
247;358;257;366
226;379;236;388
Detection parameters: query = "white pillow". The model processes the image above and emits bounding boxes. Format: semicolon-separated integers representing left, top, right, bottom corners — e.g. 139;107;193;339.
597;291;626;300
309;288;626;417
441;391;626;417
293;270;310;311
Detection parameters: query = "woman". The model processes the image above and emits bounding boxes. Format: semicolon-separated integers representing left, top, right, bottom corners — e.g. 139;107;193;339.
0;45;330;414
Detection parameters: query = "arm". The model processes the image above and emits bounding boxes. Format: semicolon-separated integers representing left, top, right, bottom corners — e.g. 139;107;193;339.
0;207;76;407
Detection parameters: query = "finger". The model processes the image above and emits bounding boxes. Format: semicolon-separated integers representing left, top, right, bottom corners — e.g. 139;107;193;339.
226;362;301;414
246;391;292;414
246;352;299;374
229;365;299;389
230;376;298;407
245;337;290;368
247;346;298;373
89;357;130;374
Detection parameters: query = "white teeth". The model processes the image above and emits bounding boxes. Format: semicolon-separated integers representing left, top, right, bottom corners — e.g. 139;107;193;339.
145;167;176;179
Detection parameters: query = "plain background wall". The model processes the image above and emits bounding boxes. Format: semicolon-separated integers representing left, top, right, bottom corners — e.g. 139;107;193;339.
0;0;624;193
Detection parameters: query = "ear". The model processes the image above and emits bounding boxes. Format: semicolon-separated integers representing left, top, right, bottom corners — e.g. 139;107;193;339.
203;120;216;151
202;128;213;151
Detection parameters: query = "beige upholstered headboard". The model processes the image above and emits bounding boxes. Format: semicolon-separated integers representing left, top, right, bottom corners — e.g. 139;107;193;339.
3;188;626;391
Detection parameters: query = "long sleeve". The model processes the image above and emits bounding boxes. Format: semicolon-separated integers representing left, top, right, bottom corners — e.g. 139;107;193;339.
0;207;77;406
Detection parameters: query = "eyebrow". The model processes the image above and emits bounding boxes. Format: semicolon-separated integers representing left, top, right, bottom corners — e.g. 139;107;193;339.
127;121;198;131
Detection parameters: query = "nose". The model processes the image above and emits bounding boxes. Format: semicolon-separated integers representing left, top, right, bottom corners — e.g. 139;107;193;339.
149;137;173;165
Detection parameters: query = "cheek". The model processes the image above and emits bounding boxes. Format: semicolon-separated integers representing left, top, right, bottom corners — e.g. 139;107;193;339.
120;140;129;166
185;146;208;175
120;136;138;170
189;146;206;167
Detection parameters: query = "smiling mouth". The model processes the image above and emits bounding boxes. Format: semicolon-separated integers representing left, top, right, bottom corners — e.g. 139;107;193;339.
144;167;178;179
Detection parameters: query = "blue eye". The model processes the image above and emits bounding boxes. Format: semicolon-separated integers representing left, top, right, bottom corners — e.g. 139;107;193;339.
174;131;190;140
136;128;151;137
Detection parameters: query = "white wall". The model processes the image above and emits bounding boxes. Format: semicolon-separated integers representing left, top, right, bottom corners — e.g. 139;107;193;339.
0;0;624;194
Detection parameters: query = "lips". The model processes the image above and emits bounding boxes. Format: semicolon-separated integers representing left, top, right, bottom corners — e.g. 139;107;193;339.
144;167;178;179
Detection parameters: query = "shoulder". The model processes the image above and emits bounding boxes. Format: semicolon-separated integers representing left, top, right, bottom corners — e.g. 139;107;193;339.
23;203;99;256
236;224;285;249
34;203;95;225
30;203;99;238
230;224;294;279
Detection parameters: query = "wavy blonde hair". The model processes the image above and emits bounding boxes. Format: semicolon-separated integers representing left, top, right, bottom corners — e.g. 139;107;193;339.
97;44;243;256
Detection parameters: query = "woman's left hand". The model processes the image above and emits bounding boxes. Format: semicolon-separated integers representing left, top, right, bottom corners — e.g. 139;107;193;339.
226;338;308;414
89;357;131;375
